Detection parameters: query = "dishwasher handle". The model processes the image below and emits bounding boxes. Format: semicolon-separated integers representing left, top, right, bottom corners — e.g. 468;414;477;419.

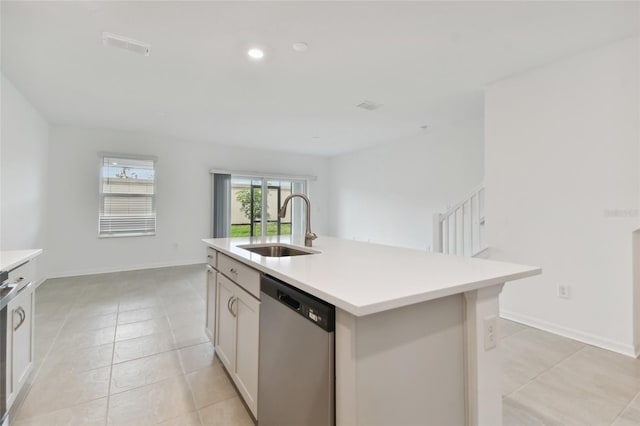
278;291;300;311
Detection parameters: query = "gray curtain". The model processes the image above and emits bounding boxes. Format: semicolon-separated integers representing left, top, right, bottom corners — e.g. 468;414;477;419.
212;173;231;238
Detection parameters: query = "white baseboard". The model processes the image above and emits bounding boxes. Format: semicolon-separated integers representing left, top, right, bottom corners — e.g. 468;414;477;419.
33;277;47;290
500;309;637;358
46;259;204;279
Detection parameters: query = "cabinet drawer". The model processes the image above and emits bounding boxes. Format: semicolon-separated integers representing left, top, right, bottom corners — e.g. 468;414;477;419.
7;260;34;288
206;248;217;267
217;253;260;299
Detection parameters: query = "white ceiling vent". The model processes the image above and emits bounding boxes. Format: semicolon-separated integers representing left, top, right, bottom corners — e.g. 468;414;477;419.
102;32;150;56
356;100;382;111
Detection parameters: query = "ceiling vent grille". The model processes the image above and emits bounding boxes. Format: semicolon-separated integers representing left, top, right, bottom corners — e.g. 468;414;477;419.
102;32;151;56
356;100;382;111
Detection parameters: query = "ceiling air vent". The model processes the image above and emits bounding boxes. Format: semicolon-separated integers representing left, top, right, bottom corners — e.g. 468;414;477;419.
356;100;382;111
102;32;151;56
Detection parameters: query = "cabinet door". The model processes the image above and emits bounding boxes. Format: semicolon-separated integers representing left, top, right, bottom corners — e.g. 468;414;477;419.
205;266;216;341
215;273;236;371
8;286;33;405
234;288;260;418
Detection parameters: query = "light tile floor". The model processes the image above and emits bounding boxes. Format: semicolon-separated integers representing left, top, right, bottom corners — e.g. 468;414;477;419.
13;265;640;425
13;265;253;426
502;319;640;426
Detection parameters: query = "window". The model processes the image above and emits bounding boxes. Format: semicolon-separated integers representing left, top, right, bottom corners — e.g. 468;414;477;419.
99;155;156;237
212;172;309;238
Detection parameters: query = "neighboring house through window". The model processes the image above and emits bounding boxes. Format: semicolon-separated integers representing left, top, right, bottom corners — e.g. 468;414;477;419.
99;155;157;237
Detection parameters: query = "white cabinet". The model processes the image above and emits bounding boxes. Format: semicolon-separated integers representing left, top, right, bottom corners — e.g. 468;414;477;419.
215;273;236;371
205;265;216;341
5;262;35;409
217;252;260;298
232;285;260;415
213;272;260;418
206;248;261;418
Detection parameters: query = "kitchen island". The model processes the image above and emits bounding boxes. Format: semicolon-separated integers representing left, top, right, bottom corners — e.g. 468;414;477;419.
203;236;540;426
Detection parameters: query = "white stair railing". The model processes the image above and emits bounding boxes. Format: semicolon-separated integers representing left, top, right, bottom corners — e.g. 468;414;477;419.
433;185;486;257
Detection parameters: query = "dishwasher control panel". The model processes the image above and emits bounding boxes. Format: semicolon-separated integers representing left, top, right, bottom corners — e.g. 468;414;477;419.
302;306;328;329
262;274;335;332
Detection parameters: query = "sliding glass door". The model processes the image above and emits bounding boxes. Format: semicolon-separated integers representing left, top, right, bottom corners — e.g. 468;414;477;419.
229;177;306;238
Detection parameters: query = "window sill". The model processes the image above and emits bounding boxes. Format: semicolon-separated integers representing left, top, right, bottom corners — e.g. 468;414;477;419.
99;232;156;239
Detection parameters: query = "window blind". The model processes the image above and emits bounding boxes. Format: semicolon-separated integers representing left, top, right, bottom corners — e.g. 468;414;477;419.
99;156;156;236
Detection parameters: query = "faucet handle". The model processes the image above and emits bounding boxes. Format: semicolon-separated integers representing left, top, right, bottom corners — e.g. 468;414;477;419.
304;232;318;247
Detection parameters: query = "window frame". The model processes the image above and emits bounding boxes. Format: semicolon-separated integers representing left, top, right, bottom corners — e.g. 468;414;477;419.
211;169;315;239
231;176;307;238
98;153;158;238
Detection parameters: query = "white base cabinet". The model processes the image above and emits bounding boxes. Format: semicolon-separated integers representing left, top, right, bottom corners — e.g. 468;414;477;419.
214;272;260;418
231;283;260;415
215;273;236;370
205;265;216;341
6;261;35;410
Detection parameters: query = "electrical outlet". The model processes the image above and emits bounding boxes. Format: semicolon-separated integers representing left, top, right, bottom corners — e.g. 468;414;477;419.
557;284;570;299
484;315;498;351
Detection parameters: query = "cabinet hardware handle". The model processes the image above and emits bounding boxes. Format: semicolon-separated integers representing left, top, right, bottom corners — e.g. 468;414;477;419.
229;268;237;275
227;296;234;315
13;307;26;331
207;255;213;259
230;297;237;318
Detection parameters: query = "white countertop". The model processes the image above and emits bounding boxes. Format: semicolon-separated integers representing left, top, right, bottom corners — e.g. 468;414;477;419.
0;249;43;272
203;236;541;316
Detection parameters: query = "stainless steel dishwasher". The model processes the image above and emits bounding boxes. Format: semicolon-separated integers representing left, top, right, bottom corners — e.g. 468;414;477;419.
259;275;335;426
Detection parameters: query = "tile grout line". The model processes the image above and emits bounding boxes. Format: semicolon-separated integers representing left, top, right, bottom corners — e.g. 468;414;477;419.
11;283;87;422
167;300;205;426
104;296;121;426
504;337;587;398
177;347;206;426
17;268;208;425
609;388;640;425
169;272;206;426
197;393;240;412
500;324;529;342
156;275;202;425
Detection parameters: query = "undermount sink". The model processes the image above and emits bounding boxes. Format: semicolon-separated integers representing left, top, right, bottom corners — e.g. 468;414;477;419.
238;244;318;257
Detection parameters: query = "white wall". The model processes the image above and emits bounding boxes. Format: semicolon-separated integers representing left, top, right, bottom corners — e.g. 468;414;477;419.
46;126;330;277
485;37;640;355
0;74;49;279
328;120;484;250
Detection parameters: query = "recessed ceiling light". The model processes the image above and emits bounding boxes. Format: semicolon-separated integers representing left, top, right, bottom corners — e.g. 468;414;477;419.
292;42;308;52
247;48;265;60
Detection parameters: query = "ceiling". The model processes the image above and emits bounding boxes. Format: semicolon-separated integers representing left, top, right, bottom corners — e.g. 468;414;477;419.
2;1;638;156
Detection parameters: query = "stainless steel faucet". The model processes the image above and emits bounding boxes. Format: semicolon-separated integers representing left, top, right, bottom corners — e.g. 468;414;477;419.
279;194;317;247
